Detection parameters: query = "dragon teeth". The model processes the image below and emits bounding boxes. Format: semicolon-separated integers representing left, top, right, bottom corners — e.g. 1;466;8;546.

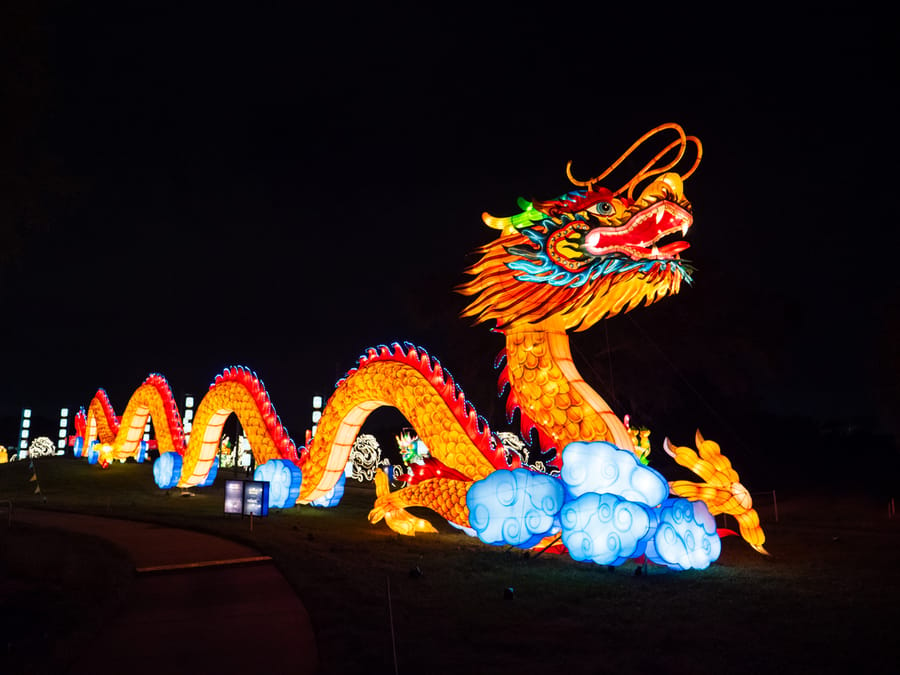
681;221;689;237
655;207;665;225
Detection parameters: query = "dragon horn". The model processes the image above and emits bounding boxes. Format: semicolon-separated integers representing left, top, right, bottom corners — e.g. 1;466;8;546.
567;123;688;190
663;437;677;459
568;123;702;199
695;429;706;447
482;206;542;236
482;211;513;231
681;135;703;182
566;160;596;188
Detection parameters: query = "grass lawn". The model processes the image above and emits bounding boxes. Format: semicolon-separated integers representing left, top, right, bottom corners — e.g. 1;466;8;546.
2;458;899;674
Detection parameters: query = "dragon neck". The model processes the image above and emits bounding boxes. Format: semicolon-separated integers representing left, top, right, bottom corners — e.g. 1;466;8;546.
504;317;634;458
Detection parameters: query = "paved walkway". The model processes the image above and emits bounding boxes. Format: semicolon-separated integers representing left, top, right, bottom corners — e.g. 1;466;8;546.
15;509;318;674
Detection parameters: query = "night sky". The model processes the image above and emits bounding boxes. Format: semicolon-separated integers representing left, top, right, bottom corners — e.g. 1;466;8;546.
3;5;897;478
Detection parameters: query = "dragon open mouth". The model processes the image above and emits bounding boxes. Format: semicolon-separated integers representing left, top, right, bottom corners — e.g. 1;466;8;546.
583;201;693;261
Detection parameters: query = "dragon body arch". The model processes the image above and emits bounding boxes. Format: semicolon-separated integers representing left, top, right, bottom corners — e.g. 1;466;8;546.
80;368;303;485
77;124;767;562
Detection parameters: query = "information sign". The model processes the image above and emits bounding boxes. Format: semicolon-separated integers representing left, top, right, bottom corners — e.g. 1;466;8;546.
224;479;269;517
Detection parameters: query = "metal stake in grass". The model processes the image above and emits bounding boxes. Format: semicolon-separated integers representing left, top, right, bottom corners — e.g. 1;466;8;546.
28;458;46;503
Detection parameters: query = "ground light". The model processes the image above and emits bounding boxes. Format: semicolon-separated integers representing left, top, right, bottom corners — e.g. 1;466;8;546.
57;407;69;453
18;408;31;459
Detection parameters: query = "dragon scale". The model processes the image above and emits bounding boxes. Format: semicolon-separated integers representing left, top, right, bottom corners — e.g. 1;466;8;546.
297;347;514;508
502;319;635;462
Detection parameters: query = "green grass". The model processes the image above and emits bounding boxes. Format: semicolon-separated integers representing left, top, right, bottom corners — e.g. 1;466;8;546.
2;458;899;674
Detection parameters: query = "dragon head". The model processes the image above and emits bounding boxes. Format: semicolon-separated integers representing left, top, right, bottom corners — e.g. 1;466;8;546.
460;124;701;332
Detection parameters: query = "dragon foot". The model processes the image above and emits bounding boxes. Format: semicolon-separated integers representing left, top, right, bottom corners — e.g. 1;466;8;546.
369;471;438;536
664;430;768;555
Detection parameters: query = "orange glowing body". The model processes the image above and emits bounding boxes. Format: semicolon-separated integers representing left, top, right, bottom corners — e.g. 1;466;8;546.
81;369;303;488
77;124;767;555
503;320;635;453
297;344;516;533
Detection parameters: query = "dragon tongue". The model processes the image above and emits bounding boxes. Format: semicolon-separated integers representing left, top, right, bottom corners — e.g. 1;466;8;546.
656;241;690;257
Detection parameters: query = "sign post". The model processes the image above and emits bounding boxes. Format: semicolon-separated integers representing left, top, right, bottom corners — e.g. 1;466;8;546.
224;479;269;518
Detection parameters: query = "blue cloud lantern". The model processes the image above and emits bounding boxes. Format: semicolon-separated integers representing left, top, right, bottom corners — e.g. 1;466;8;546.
645;497;721;570
560;441;668;506
153;452;183;489
463;442;723;571
466;468;564;547
560;492;655;566
254;459;303;509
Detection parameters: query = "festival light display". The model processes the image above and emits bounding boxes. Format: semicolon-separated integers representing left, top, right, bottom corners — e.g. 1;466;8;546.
27;437;56;459
347;434;385;482
466;441;722;570
310;471;346;508
664;431;768;553
646;497;721;570
153;452;182;488
254;459;303;509
58;408;70;451
73;124;767;570
77;369;302;489
561;492;654;566
467;468;565;547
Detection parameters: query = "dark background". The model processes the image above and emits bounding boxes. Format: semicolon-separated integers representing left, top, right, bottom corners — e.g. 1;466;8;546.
2;4;897;489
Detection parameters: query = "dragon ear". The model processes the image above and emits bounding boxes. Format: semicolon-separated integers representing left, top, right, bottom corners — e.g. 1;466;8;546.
695;429;705;447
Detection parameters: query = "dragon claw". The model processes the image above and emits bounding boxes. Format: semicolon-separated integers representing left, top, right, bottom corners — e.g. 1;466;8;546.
371;468;439;536
668;431;768;555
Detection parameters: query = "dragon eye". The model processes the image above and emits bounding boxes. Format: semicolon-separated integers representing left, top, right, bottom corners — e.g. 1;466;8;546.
593;202;614;216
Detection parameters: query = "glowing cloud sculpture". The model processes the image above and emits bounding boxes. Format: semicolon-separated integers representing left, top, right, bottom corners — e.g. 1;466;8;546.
561;441;668;505
75;124;767;570
466;468;564;547
153;452;182;489
645;498;721;571
75;369;303;490
560;492;654;566
254;459;303;509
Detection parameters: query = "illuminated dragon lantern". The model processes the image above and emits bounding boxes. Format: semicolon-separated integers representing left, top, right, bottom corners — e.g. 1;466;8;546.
78;124;766;570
